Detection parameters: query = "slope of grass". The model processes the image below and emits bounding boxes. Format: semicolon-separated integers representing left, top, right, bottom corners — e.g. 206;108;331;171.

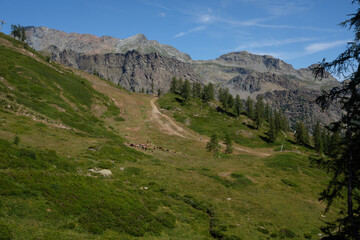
0;34;339;240
158;93;291;149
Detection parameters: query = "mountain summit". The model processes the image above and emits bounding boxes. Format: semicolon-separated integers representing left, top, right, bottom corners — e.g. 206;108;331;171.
24;26;341;126
25;26;192;62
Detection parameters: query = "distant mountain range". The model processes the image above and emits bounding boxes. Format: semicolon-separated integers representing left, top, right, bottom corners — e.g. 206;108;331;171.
25;26;341;127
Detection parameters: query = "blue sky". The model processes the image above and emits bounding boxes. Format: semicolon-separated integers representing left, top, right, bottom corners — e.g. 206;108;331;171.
0;0;355;69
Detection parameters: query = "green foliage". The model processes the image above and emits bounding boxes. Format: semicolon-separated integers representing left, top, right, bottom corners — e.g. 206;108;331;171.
246;96;254;119
295;121;309;146
192;81;202;98
11;24;26;42
234;94;243;116
207;134;220;156
0;139;75;171
313;122;323;154
202;83;215;102
255;95;264;129
0;223;12;240
224;134;233;154
267;114;277;143
279;228;296;238
281;179;298;187
181;79;191;102
13;134;20;146
155;211;176;228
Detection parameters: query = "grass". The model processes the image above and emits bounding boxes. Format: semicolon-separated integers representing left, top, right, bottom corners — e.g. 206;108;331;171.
0;34;340;239
158;93;291;149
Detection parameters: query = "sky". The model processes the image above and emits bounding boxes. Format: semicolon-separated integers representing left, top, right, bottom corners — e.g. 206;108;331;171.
0;0;356;69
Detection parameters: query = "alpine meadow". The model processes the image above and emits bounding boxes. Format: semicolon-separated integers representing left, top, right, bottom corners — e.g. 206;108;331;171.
0;1;359;239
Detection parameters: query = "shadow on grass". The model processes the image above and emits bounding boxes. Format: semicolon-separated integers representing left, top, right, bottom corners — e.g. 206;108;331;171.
216;107;236;118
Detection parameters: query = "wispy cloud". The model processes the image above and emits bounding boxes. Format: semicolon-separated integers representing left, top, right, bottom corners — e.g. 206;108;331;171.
234;37;315;51
305;40;349;54
198;14;216;23
159;12;166;18
175;26;206;38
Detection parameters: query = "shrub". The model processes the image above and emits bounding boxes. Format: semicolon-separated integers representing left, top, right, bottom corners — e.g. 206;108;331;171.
279;228;296;238
155;211;176;228
0;224;13;240
281;179;298;187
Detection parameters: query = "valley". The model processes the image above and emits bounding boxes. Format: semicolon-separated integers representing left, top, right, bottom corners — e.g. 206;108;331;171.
0;32;339;239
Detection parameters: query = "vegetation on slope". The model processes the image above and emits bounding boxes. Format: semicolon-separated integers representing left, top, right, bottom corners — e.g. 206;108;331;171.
0;33;341;239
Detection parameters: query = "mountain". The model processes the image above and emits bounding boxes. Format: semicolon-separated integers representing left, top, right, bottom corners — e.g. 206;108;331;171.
25;26;341;126
0;33;341;239
25;26;192;62
191;52;341;125
51;48;200;93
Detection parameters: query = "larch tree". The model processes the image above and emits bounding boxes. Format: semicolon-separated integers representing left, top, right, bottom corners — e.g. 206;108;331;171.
312;1;360;238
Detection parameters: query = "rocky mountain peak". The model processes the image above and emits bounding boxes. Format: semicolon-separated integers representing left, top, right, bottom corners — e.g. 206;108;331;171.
25;26;191;62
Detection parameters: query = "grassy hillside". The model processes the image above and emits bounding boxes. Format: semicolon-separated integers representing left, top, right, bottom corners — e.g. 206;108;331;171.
0;33;338;239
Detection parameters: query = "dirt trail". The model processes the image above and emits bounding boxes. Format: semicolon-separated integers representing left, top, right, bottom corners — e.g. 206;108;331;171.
150;98;271;157
150;97;196;138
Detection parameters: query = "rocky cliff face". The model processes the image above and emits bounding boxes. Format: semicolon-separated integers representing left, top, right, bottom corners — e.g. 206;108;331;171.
52;49;199;92
25;26;341;127
25;26;191;62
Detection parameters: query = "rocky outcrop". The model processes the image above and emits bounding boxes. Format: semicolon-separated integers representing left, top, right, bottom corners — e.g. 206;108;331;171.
25;26;191;62
25;26;342;127
52;49;199;92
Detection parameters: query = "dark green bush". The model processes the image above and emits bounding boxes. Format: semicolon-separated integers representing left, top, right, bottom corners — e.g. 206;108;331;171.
155;211;176;228
279;228;296;238
0;224;12;240
281;179;298;187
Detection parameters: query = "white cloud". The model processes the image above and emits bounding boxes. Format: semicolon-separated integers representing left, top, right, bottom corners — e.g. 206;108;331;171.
159;12;166;18
175;26;206;38
305;40;349;54
198;14;216;23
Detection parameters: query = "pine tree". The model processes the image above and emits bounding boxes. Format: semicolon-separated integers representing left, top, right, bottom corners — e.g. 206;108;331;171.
246;96;254;119
295;121;309;145
267;114;277;143
192;82;202;98
206;134;219;156
313;122;324;154
21;26;26;42
255;96;265;129
202;83;214;102
224;134;233;154
170;77;178;93
227;93;234;110
264;103;271;122
234;94;243;116
312;3;360;236
181;79;191;101
157;88;162;96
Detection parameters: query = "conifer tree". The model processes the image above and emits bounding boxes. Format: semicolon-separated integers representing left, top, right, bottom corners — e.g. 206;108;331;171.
206;134;219;156
170;77;178;93
313;122;324;154
234;94;243;116
192;82;202;98
227;93;234;110
264;103;271;122
181;79;191;101
224;134;233;154
246;96;254;119
202;83;214;102
295;121;309;145
255;96;265;129
267;114;277;143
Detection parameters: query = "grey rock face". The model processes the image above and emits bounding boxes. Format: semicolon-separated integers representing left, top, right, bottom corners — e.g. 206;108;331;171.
52;49;199;92
25;26;191;62
25;26;342;127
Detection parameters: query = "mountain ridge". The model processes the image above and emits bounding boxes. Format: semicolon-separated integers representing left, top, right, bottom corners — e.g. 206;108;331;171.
24;26;341;126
